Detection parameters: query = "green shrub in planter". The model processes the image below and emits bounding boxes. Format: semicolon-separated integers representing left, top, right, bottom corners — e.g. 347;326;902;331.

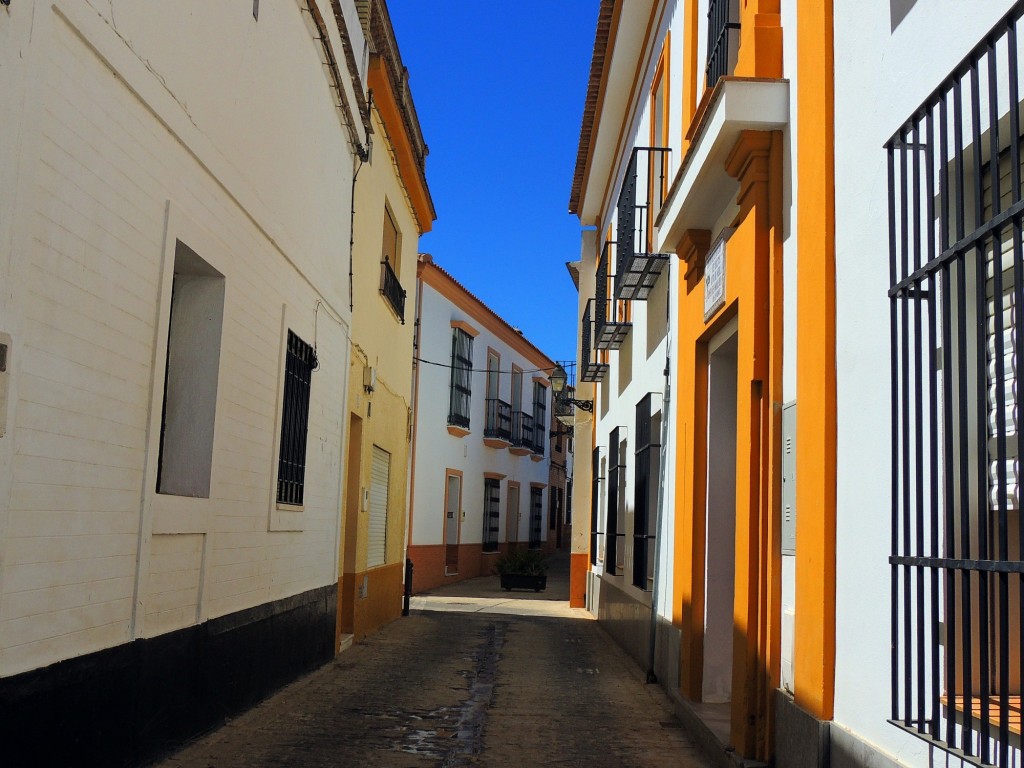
494;549;548;592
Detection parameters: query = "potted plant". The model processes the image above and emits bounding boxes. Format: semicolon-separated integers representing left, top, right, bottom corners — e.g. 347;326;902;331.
494;548;548;592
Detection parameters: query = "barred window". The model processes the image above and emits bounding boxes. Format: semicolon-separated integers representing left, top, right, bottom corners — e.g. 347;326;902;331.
633;395;659;591
448;328;473;429
483;477;500;552
889;8;1024;765
277;330;316;506
532;382;547;455
529;486;543;549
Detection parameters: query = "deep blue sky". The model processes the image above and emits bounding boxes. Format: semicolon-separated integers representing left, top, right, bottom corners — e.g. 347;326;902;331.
387;2;597;364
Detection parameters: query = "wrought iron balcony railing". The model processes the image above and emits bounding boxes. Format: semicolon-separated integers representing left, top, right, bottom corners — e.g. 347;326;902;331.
706;0;740;86
595;245;630;350
615;147;672;301
580;300;608;382
380;256;406;323
484;398;512;442
531;419;545;456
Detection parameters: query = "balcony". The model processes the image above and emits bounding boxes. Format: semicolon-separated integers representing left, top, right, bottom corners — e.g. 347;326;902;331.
484;398;512;447
615;147;672;301
595;253;630;350
380;256;406;323
705;0;740;87
580;300;608;382
510;411;534;455
531;417;545;459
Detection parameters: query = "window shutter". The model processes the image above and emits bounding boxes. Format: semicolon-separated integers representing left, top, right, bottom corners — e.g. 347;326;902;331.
367;445;390;567
983;146;1022;511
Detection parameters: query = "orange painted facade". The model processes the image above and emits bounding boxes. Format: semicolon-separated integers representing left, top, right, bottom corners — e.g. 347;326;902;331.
407;544;509;593
793;0;836;722
339;562;405;643
570;2;805;764
670;131;784;761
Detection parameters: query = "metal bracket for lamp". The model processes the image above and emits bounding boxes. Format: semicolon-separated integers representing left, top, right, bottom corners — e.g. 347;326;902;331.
561;397;593;412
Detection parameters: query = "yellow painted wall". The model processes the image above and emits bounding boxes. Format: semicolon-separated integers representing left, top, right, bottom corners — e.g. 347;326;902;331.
339;102;421;643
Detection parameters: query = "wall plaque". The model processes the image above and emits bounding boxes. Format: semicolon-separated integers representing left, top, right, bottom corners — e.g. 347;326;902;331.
704;232;728;322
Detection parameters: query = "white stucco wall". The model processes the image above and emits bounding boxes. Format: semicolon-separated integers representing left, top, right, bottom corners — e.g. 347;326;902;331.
0;0;358;677
409;274;553;551
832;0;1017;763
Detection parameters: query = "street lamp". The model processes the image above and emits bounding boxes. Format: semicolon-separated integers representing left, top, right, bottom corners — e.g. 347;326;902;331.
550;363;593;427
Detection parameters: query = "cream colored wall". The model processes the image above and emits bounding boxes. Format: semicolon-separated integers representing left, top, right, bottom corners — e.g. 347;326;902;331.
0;1;358;677
343;106;419;574
344;356;410;573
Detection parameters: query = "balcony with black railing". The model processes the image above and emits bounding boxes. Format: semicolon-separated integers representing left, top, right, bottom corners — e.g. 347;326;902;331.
531;417;545;458
595;253;630;350
510;410;534;456
379;256;406;323
483;398;512;447
705;0;739;87
580;300;609;383
615;148;672;301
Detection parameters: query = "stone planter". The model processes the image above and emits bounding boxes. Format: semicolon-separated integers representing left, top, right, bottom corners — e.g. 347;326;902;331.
499;573;547;592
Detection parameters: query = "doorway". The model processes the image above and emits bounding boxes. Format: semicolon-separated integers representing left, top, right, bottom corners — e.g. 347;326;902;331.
444;472;462;575
703;328;738;704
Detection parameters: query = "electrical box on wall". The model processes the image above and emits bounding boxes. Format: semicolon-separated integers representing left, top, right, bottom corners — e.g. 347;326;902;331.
781;401;796;555
363;365;376;393
0;333;10;439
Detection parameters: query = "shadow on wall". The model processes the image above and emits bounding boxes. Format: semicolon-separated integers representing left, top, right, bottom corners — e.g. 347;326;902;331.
890;0;919;30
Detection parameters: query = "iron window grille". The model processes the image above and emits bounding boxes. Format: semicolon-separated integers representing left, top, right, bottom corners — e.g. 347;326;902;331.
530;487;544;549
485;398;513;441
633;394;659;590
380;256;406;323
888;6;1024;765
483;478;500;552
533;382;547;455
615;148;672;301
448;328;473;429
595;242;632;349
607;427;626;576
581;299;610;382
591;446;603;566
705;0;739;87
277;330;316;505
512;410;535;449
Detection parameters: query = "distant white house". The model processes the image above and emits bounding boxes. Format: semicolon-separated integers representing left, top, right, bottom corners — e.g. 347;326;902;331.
408;255;555;592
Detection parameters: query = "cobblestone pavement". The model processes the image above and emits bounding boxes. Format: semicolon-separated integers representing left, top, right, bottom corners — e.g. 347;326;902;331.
154;559;712;768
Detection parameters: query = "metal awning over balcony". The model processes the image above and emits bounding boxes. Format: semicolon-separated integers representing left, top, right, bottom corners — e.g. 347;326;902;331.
616;147;672;301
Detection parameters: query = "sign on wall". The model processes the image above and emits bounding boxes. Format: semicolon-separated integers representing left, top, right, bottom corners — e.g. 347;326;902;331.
704;230;730;322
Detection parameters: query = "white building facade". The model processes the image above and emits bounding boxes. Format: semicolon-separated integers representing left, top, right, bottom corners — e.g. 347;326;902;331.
0;1;367;763
408;255;554;592
570;1;1024;767
832;2;1024;767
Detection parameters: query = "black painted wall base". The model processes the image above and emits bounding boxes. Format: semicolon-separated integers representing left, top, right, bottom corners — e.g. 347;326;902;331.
0;583;337;768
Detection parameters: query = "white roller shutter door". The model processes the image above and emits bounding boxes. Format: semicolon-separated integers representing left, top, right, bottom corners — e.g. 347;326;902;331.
368;445;390;567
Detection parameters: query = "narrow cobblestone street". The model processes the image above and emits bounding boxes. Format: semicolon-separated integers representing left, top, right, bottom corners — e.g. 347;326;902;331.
152;557;712;768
